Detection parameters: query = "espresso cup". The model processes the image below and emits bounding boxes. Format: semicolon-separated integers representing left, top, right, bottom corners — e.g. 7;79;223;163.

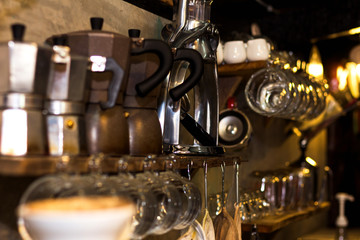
18;196;136;240
223;40;247;64
246;38;270;61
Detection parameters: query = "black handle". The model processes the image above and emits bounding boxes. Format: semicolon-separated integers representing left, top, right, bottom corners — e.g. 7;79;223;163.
132;39;173;97
11;23;26;41
99;58;124;109
180;111;216;146
169;49;204;101
90;17;104;30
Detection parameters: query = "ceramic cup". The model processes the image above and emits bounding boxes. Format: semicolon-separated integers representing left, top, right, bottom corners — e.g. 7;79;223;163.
18;196;136;240
246;38;270;61
223;40;247;64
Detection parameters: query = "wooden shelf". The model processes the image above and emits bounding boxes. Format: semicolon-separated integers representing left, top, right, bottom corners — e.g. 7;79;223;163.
0;154;246;176
218;61;267;76
241;202;330;233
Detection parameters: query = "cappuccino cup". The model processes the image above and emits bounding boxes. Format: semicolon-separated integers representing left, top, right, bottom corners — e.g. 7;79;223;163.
18;196;136;240
223;40;247;64
246;38;270;61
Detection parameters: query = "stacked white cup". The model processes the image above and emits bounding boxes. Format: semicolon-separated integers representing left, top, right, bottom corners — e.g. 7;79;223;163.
223;40;247;64
246;38;271;61
222;37;271;64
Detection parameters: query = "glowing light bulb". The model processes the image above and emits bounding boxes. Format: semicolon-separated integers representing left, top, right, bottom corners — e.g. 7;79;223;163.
307;45;324;80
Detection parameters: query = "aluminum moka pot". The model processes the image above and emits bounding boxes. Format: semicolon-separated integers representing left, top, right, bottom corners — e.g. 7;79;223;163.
57;17;174;156
0;24;52;156
45;36;91;156
0;24;52;95
126;29;163;156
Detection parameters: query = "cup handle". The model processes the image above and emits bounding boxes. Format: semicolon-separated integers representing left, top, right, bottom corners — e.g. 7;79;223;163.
132;39;174;97
169;49;204;102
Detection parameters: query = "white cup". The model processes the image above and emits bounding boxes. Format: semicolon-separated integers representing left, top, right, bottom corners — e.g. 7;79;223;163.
246;38;270;61
18;196;136;240
223;40;247;64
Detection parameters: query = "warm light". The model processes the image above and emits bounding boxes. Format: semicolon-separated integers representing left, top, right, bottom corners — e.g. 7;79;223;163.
336;66;348;91
292;127;302;137
356;63;360;76
334;62;360;97
356;64;360;93
301;61;307;71
302;168;310;175
346;62;359;98
307;45;324;80
324;82;330;92
306;157;317;167
348;27;360;35
296;59;302;70
297;83;305;93
283;63;290;70
308;64;324;78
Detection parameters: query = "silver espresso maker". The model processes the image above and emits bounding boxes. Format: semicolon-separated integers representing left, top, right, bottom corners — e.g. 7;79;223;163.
127;29;204;156
0;24;52;156
159;0;223;155
45;36;90;156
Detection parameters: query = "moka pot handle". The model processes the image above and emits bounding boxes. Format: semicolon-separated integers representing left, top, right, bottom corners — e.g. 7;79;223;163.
90;57;124;110
169;49;204;102
132;39;174;97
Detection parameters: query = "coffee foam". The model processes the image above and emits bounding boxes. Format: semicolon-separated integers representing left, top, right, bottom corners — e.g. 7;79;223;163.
20;196;132;213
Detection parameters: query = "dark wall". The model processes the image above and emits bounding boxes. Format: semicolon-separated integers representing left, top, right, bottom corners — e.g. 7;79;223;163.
327;110;360;228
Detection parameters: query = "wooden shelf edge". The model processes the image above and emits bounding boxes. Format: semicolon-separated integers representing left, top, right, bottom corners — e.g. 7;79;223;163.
218;61;267;76
0;154;247;176
241;202;331;233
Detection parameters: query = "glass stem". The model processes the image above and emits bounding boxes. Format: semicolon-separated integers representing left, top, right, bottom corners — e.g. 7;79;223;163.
203;160;208;209
235;160;239;203
221;161;225;208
